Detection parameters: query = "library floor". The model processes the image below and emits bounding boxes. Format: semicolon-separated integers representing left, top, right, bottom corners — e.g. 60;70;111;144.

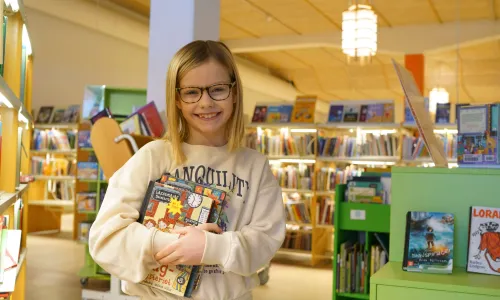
25;214;332;300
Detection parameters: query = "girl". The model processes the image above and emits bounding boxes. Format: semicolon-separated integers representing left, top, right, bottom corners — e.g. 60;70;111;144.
88;40;286;300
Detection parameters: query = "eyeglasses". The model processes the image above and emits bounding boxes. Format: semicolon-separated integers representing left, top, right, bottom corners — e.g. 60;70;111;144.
176;82;236;103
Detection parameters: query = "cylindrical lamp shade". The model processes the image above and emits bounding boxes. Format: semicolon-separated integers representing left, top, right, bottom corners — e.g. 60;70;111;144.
342;4;377;63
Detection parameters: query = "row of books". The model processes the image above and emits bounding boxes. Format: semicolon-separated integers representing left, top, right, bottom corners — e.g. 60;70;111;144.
317;134;399;158
316;166;361;192
328;102;394;123
77;162;105;181
31;157;76;177
35;105;80;124
402;133;457;161
246;132;315;157
282;230;312;252
251;97;317;124
285;201;311;224
345;173;392;205
271;165;313;190
32;129;76;151
335;241;387;294
316;196;334;226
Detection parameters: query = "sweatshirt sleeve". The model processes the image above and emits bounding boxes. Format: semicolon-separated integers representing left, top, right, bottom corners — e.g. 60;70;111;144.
88;142;179;283
201;158;286;276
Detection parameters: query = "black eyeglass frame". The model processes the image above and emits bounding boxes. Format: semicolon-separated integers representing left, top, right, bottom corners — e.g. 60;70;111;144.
176;81;236;103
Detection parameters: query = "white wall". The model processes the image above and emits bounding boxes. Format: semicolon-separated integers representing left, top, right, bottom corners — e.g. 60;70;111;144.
28;8;149;115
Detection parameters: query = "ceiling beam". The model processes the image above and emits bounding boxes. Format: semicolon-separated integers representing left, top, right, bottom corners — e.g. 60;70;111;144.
225;20;500;55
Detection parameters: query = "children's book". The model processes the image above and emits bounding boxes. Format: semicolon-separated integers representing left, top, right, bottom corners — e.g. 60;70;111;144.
466;206;500;276
251;105;267;123
403;211;454;274
435;103;451;124
138;181;215;297
328;104;344;123
266;105;281;123
291;96;316;123
382;103;394;123
157;173;228;297
279;105;294;123
457;104;500;167
365;104;384;123
342;105;359;122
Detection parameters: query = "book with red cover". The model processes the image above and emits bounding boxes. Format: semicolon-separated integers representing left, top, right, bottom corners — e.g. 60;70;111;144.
135;102;165;138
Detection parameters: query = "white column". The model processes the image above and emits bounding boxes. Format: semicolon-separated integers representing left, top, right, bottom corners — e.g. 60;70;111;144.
146;0;220;119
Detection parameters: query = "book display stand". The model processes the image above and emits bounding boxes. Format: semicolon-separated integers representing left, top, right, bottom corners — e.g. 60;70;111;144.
370;167;500;299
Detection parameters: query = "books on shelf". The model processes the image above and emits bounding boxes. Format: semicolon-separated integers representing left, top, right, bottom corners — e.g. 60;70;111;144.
466;206;500;276
282;192;311;224
35;105;80;124
327;100;394;124
316;196;334;226
245;130;315;157
32;128;76;151
272;164;313;190
282;225;312;251
402;132;457;162
317;132;399;158
316;166;360;192
31;156;76;177
77;192;97;212
78;130;92;148
403;211;455;274
345;173;392;205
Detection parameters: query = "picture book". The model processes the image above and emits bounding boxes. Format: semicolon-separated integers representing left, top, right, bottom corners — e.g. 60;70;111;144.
328;104;344;122
279;105;294;122
457;104;500;167
382;103;394;123
50;108;66;123
455;103;469;124
403;211;454;274
342;104;359;122
62;104;81;123
435;103;451;124
365;104;384;123
466;206;500;276
291;96;316;123
251;105;267;123
265;105;281;123
138;181;215;297
135;102;165;138
359;105;368;122
36;106;53;124
157;173;228;296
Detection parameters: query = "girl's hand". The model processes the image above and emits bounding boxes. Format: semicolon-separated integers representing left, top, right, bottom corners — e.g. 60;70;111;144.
154;224;222;266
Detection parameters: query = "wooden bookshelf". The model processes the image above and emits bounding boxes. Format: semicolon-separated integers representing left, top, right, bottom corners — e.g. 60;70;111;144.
0;1;34;299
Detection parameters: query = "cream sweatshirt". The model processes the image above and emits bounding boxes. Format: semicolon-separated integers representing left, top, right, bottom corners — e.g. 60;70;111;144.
88;140;286;300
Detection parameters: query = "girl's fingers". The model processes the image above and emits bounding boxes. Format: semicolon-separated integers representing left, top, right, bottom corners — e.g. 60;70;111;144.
155;241;178;261
158;251;183;266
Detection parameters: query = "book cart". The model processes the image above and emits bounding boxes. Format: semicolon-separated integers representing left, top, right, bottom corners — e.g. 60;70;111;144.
370;167;500;300
0;0;34;299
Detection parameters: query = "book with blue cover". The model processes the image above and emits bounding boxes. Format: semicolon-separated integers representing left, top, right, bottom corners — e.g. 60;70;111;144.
403;211;455;274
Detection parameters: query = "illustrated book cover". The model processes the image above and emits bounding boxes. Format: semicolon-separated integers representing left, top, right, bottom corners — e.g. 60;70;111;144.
138;181;215;297
457;104;500;167
466;206;500;276
157;173;228;297
403;211;455;274
291;96;316;123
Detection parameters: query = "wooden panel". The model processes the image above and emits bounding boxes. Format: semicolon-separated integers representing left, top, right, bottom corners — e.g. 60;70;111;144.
220;19;257;40
108;0;150;17
3;14;23;98
373;0;437;26
244;51;310;70
0;108;19;193
284;48;346;68
221;0;296;37
246;0;339;34
432;0;493;22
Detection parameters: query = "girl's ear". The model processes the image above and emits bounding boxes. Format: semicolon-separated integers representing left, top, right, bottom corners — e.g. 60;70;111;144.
176;99;182;110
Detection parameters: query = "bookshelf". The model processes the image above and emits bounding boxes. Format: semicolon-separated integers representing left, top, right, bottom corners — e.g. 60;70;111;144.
0;1;34;299
28;123;77;234
245;121;456;266
370;167;500;300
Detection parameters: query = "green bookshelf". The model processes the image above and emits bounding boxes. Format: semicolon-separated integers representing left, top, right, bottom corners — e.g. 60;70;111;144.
370;167;500;300
332;183;391;300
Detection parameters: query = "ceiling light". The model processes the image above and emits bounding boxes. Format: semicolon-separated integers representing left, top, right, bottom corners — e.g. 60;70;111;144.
342;1;378;64
429;87;449;113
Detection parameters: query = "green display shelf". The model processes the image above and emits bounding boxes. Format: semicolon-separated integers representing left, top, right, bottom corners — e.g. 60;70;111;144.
370;167;500;300
337;293;369;300
338;202;390;233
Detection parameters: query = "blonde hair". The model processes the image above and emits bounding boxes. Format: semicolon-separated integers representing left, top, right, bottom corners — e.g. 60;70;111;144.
165;40;245;166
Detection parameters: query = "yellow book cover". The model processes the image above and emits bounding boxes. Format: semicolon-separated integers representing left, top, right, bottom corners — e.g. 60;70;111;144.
291;96;316;123
138;181;214;296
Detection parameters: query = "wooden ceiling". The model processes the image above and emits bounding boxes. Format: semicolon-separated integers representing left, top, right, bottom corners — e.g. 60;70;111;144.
105;0;500;104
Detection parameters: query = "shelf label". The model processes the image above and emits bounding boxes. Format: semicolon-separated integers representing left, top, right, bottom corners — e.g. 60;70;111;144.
350;209;366;220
